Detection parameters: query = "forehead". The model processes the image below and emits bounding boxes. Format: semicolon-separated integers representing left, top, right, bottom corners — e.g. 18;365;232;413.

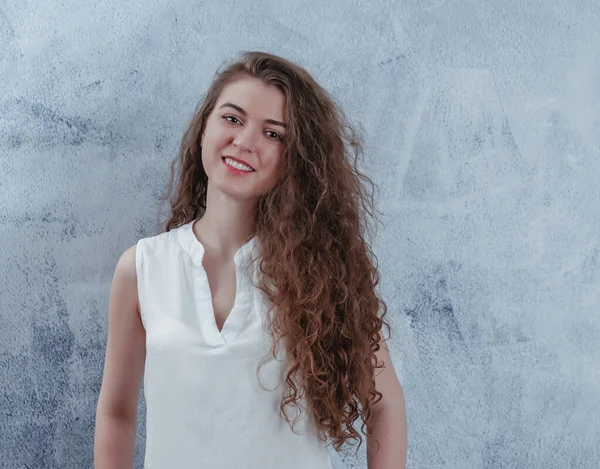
217;76;286;119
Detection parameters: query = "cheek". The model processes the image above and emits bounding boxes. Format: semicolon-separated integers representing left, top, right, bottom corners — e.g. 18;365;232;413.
204;118;228;142
264;156;283;183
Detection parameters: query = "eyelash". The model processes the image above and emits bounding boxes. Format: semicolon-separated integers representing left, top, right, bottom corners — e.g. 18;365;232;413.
222;115;283;142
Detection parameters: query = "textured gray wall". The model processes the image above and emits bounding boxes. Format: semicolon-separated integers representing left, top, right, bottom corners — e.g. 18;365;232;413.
1;1;598;468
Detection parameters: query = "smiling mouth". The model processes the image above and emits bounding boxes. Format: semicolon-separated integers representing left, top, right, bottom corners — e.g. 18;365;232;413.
221;157;256;172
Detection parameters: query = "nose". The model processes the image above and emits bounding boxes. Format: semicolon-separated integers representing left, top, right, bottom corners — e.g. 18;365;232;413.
232;124;258;153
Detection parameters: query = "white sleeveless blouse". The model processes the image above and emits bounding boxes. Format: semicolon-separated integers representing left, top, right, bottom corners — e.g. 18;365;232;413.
135;218;333;468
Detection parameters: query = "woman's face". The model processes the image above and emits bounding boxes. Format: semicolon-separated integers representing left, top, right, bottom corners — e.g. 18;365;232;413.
201;75;287;201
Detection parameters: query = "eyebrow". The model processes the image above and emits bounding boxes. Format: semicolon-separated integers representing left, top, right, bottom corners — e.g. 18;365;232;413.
219;102;288;129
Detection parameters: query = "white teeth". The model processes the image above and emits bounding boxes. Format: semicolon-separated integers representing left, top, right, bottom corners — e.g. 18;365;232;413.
224;158;253;172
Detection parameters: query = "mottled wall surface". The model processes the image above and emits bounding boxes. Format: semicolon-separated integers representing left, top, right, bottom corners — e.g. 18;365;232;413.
1;1;598;468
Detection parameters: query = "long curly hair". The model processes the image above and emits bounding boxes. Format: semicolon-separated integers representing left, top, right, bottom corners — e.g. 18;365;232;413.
156;51;391;454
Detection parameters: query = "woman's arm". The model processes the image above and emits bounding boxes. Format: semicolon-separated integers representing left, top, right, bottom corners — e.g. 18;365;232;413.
367;332;407;469
94;245;146;469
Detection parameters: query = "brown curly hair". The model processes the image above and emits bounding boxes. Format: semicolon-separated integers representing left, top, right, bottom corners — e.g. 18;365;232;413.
155;51;391;454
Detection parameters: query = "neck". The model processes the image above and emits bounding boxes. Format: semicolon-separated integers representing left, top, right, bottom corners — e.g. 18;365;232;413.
193;183;258;258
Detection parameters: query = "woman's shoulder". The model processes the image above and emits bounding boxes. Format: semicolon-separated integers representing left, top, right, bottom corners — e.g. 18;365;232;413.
135;225;182;252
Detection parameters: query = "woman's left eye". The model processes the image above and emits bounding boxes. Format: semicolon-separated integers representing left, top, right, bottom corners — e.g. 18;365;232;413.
222;115;283;142
266;131;283;141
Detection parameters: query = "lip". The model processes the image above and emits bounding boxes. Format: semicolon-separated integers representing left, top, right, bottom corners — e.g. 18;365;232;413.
222;155;255;171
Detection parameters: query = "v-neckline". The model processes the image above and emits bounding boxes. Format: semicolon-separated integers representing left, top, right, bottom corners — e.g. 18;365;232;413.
201;252;237;334
186;218;258;346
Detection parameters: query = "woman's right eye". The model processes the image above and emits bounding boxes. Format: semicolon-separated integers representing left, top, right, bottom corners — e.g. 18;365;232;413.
222;115;240;124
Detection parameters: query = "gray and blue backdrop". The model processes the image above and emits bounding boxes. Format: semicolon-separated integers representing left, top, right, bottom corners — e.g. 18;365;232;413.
1;1;598;468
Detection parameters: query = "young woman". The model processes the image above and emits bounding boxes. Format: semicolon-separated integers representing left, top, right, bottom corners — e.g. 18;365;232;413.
94;51;407;469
